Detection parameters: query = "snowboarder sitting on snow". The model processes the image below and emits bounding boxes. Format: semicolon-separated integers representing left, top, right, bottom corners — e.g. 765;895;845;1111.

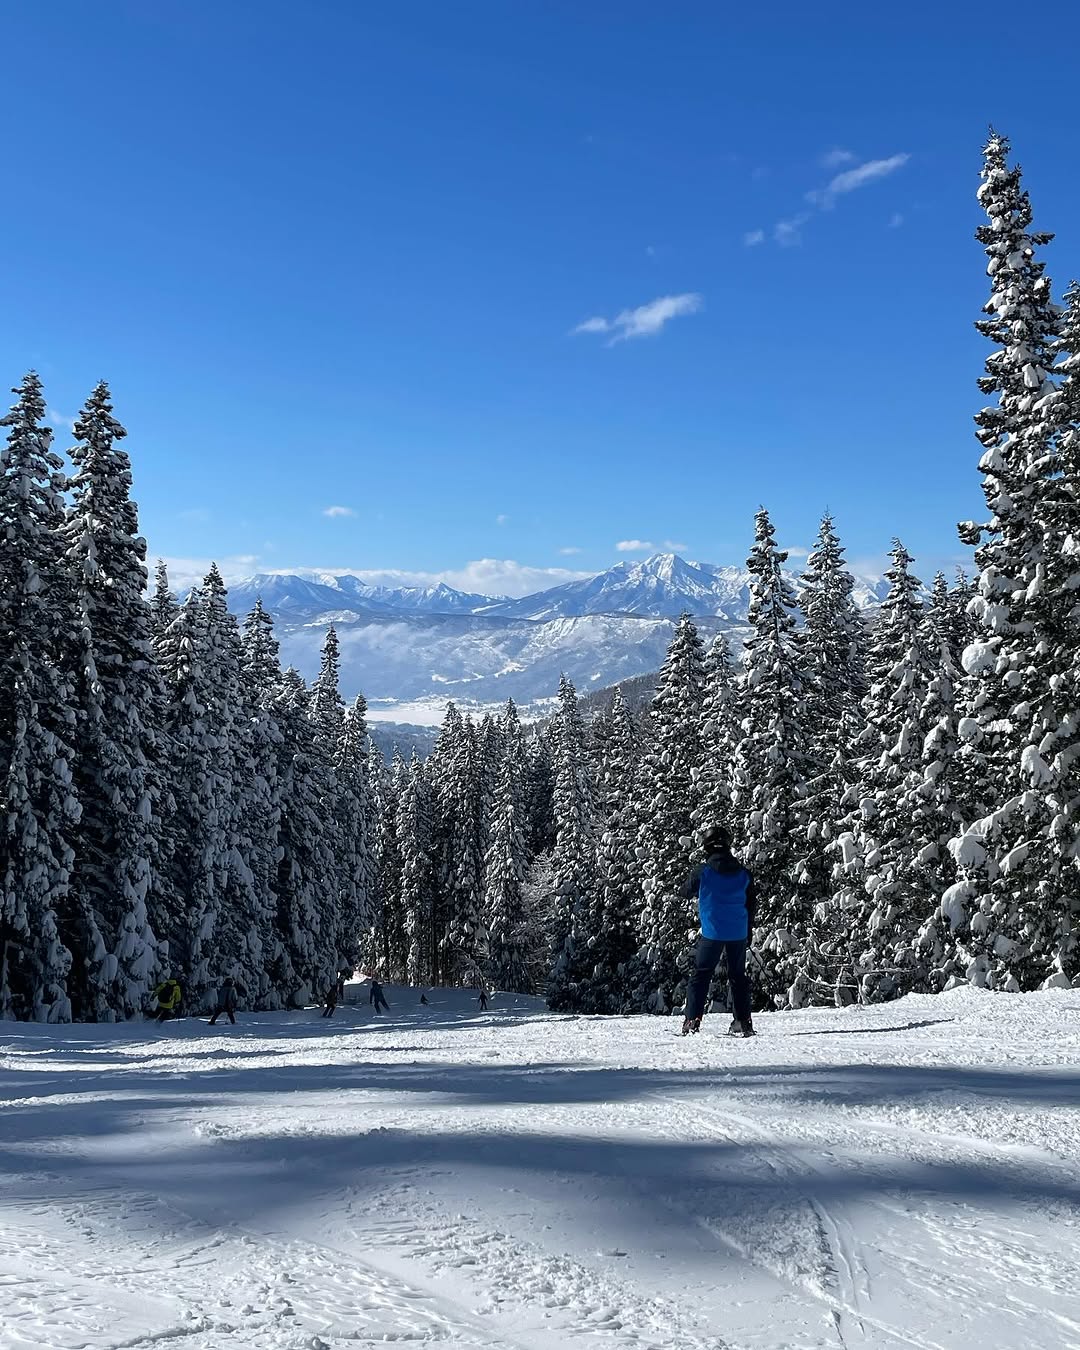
209;977;240;1026
369;978;390;1014
153;977;182;1024
679;826;757;1038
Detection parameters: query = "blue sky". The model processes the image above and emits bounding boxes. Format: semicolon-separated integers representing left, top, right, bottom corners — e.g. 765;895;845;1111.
4;0;1079;594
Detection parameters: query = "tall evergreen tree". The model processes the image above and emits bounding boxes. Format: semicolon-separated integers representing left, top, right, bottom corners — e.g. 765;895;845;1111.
731;508;812;1006
833;545;959;1001
397;752;433;986
546;675;597;1009
945;132;1080;991
428;704;485;983
334;696;375;978
0;374;79;1021
149;560;179;641
484;700;530;992
693;635;740;840
61;382;163;1018
633;616;707;1012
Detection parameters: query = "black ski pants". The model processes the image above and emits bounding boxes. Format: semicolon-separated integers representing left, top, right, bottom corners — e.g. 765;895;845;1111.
209;1008;236;1025
685;937;751;1023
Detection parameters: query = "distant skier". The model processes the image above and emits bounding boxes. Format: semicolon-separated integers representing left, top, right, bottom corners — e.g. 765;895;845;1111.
679;826;757;1037
153;977;182;1024
322;983;338;1018
370;978;390;1014
477;988;489;1012
419;992;430;1006
208;976;239;1026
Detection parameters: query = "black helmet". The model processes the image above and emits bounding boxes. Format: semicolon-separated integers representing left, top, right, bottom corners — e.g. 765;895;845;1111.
701;825;732;853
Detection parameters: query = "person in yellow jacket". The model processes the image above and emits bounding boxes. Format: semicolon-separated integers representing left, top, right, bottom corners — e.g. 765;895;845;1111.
153;977;182;1023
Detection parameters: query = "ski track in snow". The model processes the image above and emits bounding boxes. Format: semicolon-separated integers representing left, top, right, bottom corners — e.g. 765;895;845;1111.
1;986;1079;1350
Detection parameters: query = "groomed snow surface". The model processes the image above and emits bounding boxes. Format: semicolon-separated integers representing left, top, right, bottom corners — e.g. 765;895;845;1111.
2;987;1078;1350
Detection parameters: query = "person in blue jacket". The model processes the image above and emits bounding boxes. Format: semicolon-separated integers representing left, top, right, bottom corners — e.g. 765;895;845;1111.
679;826;758;1037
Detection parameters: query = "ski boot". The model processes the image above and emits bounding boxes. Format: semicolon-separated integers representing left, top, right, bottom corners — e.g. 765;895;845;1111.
728;1018;756;1037
681;1016;702;1036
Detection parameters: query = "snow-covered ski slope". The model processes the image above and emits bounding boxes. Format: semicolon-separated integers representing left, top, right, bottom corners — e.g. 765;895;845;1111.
1;986;1078;1350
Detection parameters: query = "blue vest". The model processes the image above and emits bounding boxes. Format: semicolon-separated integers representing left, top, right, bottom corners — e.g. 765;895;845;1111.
698;865;751;941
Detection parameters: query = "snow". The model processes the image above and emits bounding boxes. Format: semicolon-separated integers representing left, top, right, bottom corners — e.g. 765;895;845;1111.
2;986;1079;1350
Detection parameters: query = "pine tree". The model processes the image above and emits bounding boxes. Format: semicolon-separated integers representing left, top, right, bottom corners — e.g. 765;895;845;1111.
149;560;179;641
61;382;163;1019
484;700;530;992
546;675;597;1009
833;544;959;1001
0;374;79;1021
397;752;433;986
693;635;740;840
375;751;407;978
334;696;376;979
633;616;707;1012
731;508;812;1006
945;132;1080;991
270;667;339;1003
588;687;643;1011
796;513;869;999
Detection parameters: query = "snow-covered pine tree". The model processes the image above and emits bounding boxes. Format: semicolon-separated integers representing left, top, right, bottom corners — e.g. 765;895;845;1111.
832;544;960;1001
269;667;339;1003
795;513;870;999
397;752;433;986
731;508;813;1006
333;696;376;981
523;725;557;856
61;382;163;1019
484;699;531;992
0;374;80;1021
374;751;407;979
237;598;285;1007
149;560;179;642
587;687;643;1011
945;132;1080;991
692;635;740;841
632;615;707;1012
546;675;598;1010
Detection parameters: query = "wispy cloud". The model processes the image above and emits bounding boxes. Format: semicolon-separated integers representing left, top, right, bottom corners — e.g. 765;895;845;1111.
178;507;212;524
323;505;356;518
47;408;76;432
820;147;856;169
754;152;911;248
616;539;654;553
774;214;810;247
888;211;905;229
496;513;509;526
573;293;702;344
663;540;689;553
156;554;262;590
295;559;592;599
780;544;810;558
808;153;910;208
559;546;584;555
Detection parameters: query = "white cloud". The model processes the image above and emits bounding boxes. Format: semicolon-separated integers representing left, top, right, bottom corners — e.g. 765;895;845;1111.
743;228;766;247
496;513;509;526
888;211;905;228
616;539;654;553
286;559;592;599
780;544;810;558
573;293;702;344
809;153;910;207
47;408;76;432
662;540;689;553
323;505;356;518
559;546;584;555
156;553;261;591
820;147;856;169
774;214;809;247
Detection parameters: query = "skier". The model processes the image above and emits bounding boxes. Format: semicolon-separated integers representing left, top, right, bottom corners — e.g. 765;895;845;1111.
208;976;239;1026
322;982;338;1018
369;978;390;1015
679;826;757;1037
477;988;489;1012
419;992;430;1006
153;976;182;1024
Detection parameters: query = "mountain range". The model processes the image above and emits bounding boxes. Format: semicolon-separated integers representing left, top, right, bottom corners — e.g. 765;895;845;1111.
221;553;888;722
